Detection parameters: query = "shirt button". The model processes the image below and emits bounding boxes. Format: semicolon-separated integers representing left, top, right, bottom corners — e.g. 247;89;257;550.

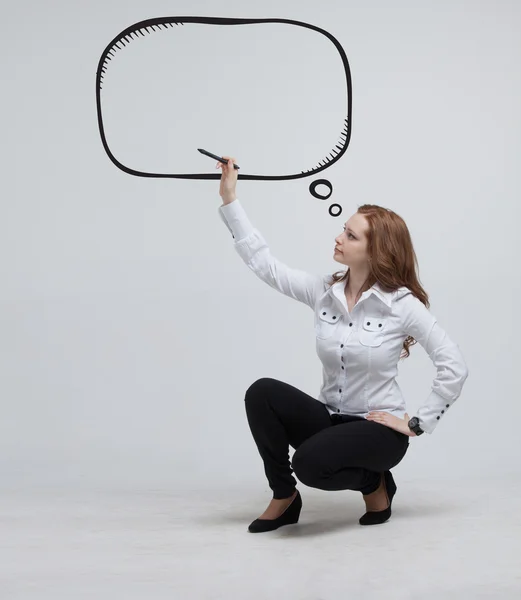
339;389;342;393
337;409;340;413
342;366;344;370
349;323;353;326
340;344;344;348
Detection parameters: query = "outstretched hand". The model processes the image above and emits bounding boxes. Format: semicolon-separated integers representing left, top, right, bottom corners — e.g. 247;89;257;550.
217;155;238;205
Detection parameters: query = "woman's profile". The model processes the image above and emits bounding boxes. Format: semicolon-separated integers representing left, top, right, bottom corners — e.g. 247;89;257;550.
216;156;469;534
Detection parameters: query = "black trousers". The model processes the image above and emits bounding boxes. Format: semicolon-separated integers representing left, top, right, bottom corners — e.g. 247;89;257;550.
245;378;410;499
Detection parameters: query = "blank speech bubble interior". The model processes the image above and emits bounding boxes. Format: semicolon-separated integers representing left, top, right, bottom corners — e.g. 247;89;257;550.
96;17;352;182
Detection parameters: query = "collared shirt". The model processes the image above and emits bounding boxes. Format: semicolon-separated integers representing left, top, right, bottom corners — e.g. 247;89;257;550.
219;199;469;434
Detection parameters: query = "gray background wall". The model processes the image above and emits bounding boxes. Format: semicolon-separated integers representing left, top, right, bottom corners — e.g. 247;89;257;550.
1;0;519;491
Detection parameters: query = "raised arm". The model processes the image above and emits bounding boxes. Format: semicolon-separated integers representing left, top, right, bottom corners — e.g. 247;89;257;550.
219;198;325;310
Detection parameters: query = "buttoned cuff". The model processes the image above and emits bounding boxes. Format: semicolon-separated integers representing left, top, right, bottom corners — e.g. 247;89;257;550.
417;390;455;434
218;199;255;241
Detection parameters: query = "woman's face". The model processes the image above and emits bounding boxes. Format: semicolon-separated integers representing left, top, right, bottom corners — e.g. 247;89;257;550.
333;212;370;267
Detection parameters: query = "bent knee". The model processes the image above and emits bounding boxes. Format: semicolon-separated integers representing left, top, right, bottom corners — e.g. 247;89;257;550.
291;448;321;483
244;377;278;403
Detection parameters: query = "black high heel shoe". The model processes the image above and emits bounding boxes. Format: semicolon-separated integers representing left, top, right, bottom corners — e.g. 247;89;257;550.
359;470;397;526
248;490;302;533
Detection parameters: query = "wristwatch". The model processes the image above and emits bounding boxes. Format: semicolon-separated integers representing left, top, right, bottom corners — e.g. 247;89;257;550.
408;416;424;436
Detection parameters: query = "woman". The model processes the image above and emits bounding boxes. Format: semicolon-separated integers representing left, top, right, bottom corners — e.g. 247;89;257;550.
216;156;469;534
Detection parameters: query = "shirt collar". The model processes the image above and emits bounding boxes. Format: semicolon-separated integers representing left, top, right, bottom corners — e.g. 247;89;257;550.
328;277;394;309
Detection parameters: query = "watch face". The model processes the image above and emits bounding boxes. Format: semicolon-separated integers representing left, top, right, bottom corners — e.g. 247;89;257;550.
408;417;423;435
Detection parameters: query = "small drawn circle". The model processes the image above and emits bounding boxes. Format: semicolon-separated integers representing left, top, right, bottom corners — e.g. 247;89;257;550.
309;179;342;217
328;203;342;217
309;179;332;200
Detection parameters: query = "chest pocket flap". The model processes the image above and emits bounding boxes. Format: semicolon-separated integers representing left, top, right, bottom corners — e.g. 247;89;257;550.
316;308;342;339
362;316;386;332
319;310;340;324
359;315;386;347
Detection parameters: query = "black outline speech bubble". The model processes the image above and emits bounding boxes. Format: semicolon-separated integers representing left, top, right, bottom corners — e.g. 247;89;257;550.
96;16;352;180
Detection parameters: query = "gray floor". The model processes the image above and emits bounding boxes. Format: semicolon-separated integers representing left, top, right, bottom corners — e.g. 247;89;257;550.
1;476;520;599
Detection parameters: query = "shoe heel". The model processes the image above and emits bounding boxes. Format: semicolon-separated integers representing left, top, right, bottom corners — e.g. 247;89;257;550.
248;490;302;533
359;471;396;526
386;470;397;501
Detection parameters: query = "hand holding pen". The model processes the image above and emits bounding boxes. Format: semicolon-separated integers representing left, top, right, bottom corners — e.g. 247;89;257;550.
197;148;239;205
197;148;240;170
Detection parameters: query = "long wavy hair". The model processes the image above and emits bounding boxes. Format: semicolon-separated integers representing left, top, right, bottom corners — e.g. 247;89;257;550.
326;204;430;359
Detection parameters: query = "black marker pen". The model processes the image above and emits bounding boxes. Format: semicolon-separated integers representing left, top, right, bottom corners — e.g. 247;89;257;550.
197;148;240;170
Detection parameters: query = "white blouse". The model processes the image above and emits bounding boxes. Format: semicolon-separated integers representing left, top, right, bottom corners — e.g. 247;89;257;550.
219;199;469;434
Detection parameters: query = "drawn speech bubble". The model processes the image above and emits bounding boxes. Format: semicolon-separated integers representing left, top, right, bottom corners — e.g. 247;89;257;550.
96;16;352;186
